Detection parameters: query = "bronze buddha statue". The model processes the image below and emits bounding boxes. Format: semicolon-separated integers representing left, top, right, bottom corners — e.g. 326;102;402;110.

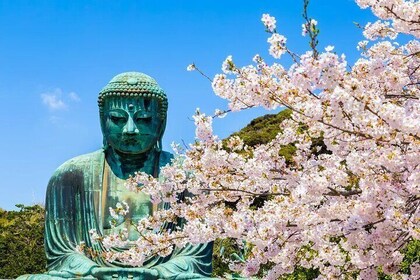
18;72;214;280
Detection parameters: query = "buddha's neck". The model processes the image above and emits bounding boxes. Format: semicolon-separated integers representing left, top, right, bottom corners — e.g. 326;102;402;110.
105;147;160;179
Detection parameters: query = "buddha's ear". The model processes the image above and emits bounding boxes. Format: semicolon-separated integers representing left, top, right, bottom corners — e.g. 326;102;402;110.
102;137;109;150
99;113;108;149
156;117;167;152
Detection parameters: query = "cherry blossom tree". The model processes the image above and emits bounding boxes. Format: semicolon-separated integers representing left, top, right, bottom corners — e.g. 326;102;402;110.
95;1;420;279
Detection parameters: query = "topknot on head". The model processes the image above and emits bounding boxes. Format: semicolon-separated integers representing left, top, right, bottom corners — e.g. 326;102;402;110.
107;72;158;86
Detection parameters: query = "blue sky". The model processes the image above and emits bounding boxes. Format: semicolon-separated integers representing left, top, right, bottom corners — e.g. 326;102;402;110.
0;0;377;210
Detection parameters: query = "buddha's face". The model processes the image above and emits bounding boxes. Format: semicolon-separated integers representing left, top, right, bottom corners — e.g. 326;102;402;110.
101;96;163;154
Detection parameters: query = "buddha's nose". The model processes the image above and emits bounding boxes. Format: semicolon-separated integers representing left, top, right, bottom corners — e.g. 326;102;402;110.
123;117;139;135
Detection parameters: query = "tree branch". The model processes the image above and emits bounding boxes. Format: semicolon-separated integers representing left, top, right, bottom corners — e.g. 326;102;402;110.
324;187;362;197
199;188;290;197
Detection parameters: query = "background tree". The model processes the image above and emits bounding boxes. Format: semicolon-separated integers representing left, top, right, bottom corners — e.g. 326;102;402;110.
0;205;46;278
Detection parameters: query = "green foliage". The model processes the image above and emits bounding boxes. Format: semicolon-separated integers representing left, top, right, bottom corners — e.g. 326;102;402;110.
212;238;242;278
280;267;319;280
229;109;292;147
400;239;420;274
378;239;420;279
0;204;46;278
226;109;298;165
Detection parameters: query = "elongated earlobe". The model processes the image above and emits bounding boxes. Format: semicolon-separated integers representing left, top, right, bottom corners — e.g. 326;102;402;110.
155;118;166;153
155;139;162;152
103;138;108;150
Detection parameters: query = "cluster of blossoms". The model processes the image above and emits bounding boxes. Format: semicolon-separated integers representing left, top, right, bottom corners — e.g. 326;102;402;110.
97;1;419;279
186;63;196;71
356;0;420;37
302;18;318;36
363;20;398;40
267;33;287;59
262;13;277;32
262;13;288;59
109;201;130;220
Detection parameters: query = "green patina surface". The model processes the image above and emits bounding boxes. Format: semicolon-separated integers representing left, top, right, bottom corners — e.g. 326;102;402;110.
18;72;215;280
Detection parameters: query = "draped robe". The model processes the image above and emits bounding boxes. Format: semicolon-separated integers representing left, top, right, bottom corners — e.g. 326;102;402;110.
18;149;214;280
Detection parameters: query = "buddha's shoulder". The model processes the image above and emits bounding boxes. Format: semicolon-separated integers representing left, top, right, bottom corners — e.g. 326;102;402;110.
160;150;174;166
54;149;104;174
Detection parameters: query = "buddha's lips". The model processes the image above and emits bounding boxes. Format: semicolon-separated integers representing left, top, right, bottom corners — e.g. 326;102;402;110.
121;138;139;144
121;134;151;143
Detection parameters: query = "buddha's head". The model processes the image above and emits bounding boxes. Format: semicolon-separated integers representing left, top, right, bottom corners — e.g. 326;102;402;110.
98;72;168;155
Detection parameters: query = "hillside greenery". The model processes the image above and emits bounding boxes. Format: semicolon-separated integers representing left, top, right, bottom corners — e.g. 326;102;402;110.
229;109;292;147
0;204;46;278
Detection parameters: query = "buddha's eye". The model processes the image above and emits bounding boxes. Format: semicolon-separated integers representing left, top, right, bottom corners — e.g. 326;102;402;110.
109;113;127;124
135;112;152;122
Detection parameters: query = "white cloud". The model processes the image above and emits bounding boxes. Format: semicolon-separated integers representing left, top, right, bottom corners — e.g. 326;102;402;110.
40;88;81;112
41;92;67;110
68;91;81;102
